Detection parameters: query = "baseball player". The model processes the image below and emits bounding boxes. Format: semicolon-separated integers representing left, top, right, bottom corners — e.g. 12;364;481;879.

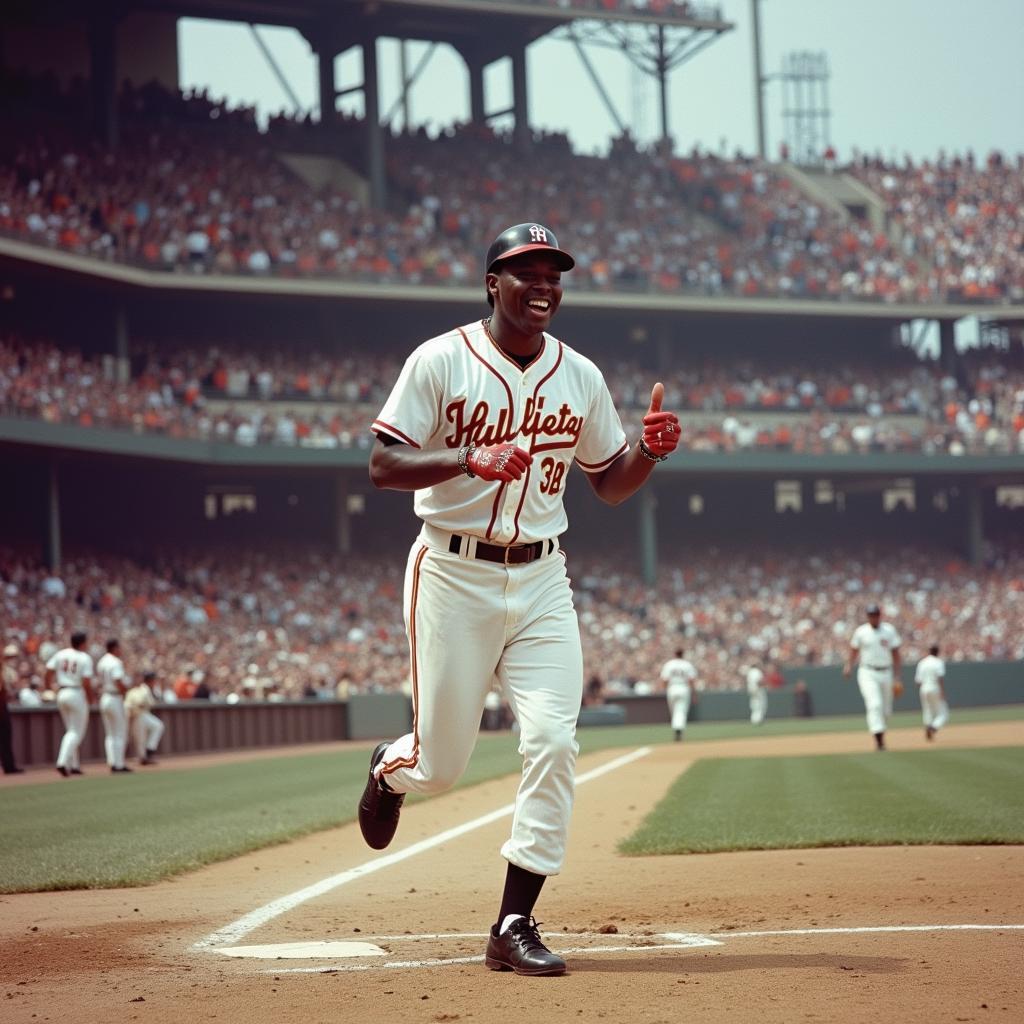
915;644;949;741
2;642;24;774
96;638;132;773
358;222;680;977
746;663;767;726
125;671;164;765
661;648;698;741
44;631;94;777
843;603;902;751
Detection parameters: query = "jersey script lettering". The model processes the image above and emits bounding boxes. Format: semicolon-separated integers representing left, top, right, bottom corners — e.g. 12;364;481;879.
443;396;584;450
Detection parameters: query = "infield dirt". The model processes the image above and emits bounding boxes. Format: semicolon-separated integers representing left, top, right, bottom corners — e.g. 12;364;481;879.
2;721;1021;1024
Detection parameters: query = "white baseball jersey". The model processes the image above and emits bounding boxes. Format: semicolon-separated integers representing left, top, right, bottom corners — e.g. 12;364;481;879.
850;621;901;668
96;652;126;695
915;654;945;692
661;658;697;691
746;666;765;694
46;648;94;689
372;320;628;544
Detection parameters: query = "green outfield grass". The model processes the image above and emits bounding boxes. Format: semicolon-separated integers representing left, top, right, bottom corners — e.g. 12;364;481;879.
620;746;1024;855
1;705;1021;893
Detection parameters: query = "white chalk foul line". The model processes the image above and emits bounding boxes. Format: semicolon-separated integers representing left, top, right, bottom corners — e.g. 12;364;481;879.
193;745;652;952
254;923;1024;974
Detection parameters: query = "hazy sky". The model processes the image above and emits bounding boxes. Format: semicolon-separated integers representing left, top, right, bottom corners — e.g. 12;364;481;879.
179;0;1024;162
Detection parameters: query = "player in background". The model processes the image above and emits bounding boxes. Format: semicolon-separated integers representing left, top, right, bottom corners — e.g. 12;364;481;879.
96;639;132;773
125;671;165;765
844;603;902;751
358;222;681;977
661;648;698;741
746;663;767;726
45;631;94;777
915;644;949;741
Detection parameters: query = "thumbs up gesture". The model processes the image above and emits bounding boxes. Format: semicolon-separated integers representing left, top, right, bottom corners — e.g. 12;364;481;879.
641;382;681;458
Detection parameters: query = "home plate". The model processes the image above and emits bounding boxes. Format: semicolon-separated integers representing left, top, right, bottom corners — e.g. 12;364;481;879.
216;941;387;959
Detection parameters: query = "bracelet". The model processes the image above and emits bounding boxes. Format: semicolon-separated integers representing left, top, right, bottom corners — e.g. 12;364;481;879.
638;438;668;463
458;443;477;477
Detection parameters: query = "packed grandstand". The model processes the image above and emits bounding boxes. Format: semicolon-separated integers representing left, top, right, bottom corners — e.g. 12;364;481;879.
3;539;1022;704
1;73;1022;304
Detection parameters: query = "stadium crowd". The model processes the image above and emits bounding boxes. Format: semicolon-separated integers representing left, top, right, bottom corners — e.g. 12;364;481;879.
2;540;1021;704
3;333;1023;454
2;73;1022;303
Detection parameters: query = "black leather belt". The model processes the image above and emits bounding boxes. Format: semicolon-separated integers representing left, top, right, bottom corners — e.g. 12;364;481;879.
864;664;892;670
449;535;554;565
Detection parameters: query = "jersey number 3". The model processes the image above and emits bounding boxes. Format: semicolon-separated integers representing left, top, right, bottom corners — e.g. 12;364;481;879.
539;457;566;494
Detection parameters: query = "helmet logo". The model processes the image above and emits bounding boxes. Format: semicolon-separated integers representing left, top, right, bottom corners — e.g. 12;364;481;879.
529;224;548;243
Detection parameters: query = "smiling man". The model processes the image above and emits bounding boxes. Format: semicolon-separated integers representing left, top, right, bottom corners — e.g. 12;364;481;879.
359;222;680;976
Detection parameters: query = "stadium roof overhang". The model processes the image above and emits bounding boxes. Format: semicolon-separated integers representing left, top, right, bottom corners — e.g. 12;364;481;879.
23;0;732;57
3;238;1022;329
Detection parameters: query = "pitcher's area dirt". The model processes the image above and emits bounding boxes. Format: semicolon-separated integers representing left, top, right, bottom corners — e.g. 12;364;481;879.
2;722;1021;1024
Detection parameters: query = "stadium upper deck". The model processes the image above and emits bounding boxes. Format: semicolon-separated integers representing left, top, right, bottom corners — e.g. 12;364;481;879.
1;73;1021;313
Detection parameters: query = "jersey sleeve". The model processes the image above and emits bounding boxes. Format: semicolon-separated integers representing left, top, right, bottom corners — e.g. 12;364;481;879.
45;652;59;671
888;625;902;649
83;654;94;678
371;346;442;448
574;373;628;474
111;660;125;681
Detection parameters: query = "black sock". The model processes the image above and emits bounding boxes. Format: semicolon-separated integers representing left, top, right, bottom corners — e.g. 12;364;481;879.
496;863;546;931
874;732;885;749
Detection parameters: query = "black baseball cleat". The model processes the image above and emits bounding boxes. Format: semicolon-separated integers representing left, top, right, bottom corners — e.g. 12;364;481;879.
111;766;134;773
69;768;84;775
56;766;71;778
357;741;405;850
485;917;566;977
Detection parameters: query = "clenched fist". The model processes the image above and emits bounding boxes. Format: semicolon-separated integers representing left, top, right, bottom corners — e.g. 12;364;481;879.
467;443;533;482
641;382;681;457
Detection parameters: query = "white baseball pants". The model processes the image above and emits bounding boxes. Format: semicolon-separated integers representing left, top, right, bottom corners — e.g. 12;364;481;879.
856;666;894;734
100;693;127;769
749;688;767;725
56;687;88;770
377;532;583;877
920;689;950;731
131;711;164;757
667;684;691;732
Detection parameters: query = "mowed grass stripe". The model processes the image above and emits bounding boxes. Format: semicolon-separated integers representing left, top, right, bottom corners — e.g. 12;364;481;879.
620;746;1024;855
2;707;1022;892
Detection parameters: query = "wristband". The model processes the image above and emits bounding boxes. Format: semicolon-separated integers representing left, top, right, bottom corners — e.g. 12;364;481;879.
638;438;668;463
458;443;477;477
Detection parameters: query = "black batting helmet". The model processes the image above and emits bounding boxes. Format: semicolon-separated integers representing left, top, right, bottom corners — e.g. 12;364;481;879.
485;222;575;274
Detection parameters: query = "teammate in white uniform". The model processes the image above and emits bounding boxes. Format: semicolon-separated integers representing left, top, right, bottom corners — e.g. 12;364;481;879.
661;649;698;741
746;664;767;726
96;639;132;773
358;222;681;977
843;603;901;750
45;631;94;777
125;672;165;765
915;644;949;741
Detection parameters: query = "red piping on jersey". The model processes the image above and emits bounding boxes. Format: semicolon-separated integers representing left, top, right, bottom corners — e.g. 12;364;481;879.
379;544;429;780
508;340;563;543
485;481;506;540
576;440;629;471
508;463;532;544
483;323;547;374
530;439;578;456
458;327;516;426
372;419;421;449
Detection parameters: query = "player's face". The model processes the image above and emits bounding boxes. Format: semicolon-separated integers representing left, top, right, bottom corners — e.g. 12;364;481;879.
488;254;563;333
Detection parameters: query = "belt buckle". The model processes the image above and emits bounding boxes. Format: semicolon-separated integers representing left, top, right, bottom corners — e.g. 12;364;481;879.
504;545;516;565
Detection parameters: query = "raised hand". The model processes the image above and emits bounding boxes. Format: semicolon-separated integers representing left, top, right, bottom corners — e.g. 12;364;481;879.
641;382;681;457
467;443;533;482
